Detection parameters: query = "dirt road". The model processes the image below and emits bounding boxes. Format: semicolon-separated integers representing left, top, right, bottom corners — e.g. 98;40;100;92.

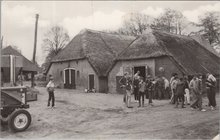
1;87;219;139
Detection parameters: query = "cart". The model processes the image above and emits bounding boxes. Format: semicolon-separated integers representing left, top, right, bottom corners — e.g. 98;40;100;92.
1;86;31;132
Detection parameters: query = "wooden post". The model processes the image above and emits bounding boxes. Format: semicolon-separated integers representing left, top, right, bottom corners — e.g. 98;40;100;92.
1;36;3;48
31;14;39;87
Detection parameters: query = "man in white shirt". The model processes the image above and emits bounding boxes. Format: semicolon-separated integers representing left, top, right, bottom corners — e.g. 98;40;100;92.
206;73;217;110
46;76;55;108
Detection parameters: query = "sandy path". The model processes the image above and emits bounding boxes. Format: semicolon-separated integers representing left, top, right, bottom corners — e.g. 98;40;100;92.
1;87;219;139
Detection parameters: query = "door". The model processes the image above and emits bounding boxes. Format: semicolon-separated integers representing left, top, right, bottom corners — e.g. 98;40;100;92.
64;69;70;88
134;66;146;80
70;69;76;89
64;68;76;89
89;74;94;90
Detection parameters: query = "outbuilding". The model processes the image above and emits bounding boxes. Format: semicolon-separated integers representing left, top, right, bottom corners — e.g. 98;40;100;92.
46;29;135;92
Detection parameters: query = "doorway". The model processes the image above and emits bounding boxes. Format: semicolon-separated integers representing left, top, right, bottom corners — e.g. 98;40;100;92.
64;68;76;89
134;66;146;80
88;74;95;90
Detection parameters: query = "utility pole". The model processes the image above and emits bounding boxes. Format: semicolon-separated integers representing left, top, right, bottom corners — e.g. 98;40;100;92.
31;14;39;87
1;36;3;48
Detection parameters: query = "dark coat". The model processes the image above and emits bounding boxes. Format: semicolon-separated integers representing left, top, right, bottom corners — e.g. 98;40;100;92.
176;81;185;95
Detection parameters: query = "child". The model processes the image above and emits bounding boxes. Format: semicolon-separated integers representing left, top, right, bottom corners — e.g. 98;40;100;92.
46;76;55;108
138;77;146;107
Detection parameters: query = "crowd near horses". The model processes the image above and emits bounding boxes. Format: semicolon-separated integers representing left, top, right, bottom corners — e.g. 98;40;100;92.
119;72;217;111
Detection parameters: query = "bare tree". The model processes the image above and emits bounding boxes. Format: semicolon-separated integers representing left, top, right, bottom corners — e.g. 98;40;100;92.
197;11;220;44
42;26;70;63
152;8;188;35
120;12;153;36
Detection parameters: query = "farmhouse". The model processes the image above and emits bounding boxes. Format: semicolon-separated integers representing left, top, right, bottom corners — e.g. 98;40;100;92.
47;29;220;93
108;30;220;93
46;29;135;92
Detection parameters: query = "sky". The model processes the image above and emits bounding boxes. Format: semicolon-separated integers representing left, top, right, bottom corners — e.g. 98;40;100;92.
1;1;220;65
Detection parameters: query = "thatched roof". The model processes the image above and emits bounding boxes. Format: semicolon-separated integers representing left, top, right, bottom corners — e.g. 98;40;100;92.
190;35;220;57
1;46;40;72
51;29;135;76
118;30;220;75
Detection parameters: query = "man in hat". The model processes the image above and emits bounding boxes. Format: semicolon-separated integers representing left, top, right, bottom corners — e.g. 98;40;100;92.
46;75;55;108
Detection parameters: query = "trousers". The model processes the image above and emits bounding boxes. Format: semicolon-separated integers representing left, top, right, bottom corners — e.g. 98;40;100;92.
48;91;55;107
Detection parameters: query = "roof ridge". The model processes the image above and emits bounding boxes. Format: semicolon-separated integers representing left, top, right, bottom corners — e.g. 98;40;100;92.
79;28;135;38
116;36;139;59
98;33;116;57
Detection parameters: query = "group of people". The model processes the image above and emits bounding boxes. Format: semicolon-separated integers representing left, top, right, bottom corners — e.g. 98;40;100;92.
119;71;155;108
170;73;217;111
119;71;217;110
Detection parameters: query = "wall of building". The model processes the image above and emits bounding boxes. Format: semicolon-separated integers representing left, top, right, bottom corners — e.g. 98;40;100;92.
47;59;99;91
155;56;183;80
108;59;155;94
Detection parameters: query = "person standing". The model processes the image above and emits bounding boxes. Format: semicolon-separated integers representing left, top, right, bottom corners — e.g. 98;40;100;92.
146;75;154;106
46;76;55;108
17;71;24;86
183;76;190;105
163;77;170;99
125;76;133;108
175;78;185;108
171;74;179;104
138;77;146;107
133;75;140;103
119;73;133;108
156;76;165;100
170;73;178;104
206;73;217;110
133;71;140;102
119;73;128;104
189;75;206;111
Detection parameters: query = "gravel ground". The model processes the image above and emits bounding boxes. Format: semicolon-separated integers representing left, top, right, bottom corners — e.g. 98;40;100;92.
1;87;219;139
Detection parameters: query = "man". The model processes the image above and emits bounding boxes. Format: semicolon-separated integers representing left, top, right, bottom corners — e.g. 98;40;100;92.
170;73;178;104
163;77;170;99
17;71;24;86
175;78;185;108
134;71;140;79
138;77;146;107
133;71;140;102
156;76;165;100
206;73;217;110
189;75;206;111
119;73;128;103
146;75;154;106
171;74;178;104
46;76;55;108
133;75;140;102
119;73;133;108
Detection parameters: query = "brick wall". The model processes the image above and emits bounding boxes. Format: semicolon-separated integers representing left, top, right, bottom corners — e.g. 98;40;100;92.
47;59;100;91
